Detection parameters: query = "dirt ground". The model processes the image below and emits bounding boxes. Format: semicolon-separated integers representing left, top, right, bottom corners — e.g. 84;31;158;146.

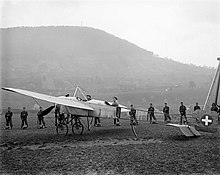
0;112;220;175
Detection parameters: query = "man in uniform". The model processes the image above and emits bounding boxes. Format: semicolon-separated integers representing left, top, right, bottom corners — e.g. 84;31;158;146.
20;107;28;129
85;95;101;127
194;102;201;111
179;102;187;125
112;96;121;126
148;103;157;124
94;114;101;127
129;104;138;125
211;103;218;112
163;103;171;123
86;95;92;101
5;107;13;129
37;106;46;128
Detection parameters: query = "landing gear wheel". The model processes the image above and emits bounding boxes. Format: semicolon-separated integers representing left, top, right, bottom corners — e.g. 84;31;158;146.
72;123;84;135
56;123;68;135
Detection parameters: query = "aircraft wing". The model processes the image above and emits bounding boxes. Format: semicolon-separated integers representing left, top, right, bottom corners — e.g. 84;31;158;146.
2;87;94;111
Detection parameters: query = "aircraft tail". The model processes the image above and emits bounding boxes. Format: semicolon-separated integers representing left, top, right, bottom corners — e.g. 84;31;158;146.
195;125;218;133
167;123;201;137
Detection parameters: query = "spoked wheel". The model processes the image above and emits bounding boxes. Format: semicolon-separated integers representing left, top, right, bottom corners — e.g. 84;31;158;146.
72;122;84;135
56;122;68;135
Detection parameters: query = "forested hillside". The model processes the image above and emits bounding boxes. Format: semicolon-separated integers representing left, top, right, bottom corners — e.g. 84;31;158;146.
1;26;215;109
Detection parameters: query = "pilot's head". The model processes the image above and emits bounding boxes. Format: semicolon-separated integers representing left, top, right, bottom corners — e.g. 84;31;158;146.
86;95;91;101
8;107;11;111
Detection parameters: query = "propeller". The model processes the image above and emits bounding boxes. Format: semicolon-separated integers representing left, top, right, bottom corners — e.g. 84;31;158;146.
41;105;55;116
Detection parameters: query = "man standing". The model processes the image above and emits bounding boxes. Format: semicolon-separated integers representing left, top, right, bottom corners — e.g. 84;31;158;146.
148;103;157;124
5;107;13;129
211;103;218;112
37;106;46;128
163;103;171;123
112;96;121;126
194;102;201;111
21;107;28;129
129;104;138;125
94;113;101;127
179;102;187;125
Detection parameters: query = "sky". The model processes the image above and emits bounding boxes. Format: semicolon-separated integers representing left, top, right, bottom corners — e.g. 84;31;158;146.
1;0;220;67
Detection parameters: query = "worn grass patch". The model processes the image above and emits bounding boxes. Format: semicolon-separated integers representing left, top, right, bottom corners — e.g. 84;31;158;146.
1;113;220;174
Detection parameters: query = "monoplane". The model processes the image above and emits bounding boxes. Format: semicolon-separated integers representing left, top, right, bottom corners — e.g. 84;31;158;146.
2;59;220;138
2;86;131;135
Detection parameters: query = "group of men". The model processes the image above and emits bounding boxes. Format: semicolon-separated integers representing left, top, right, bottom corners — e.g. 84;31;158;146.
129;102;172;125
4;106;46;130
4;100;220;129
129;101;215;125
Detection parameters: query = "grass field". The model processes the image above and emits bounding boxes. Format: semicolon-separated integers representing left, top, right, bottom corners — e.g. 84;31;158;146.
0;112;220;175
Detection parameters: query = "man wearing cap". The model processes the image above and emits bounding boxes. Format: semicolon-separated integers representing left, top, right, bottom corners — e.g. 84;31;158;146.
5;107;13;129
194;102;201;111
20;107;28;129
129;104;138;125
211;103;218;112
112;96;121;126
148;103;157;124
179;102;187;125
163;103;171;123
37;106;46;128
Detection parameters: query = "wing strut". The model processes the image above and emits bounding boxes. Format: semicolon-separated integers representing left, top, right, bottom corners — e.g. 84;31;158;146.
204;58;220;110
214;58;220;105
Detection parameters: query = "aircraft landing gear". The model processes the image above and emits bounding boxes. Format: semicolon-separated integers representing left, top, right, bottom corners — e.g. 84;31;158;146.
72;117;84;135
56;122;68;135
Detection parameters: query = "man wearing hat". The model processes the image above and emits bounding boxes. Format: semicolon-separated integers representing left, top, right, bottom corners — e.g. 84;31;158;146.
112;96;121;126
20;107;28;129
129;104;138;125
163;103;171;123
179;102;187;125
5;107;13;129
148;103;157;124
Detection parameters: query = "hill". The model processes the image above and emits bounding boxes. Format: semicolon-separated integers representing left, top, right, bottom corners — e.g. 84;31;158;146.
0;26;216;109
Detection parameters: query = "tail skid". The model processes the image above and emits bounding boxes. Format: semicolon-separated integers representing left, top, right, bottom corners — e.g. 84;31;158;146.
167;123;201;137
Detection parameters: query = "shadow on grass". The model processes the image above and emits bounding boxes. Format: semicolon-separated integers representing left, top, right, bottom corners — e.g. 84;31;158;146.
166;134;200;141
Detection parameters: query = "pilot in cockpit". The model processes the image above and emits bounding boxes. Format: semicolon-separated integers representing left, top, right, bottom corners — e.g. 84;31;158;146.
86;95;92;101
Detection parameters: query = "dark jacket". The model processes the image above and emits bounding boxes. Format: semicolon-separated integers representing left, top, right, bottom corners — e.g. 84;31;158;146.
163;106;169;114
194;105;201;111
5;111;13;120
129;108;136;117
21;111;28;119
148;107;154;115
211;106;218;112
179;105;186;115
37;110;43;118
